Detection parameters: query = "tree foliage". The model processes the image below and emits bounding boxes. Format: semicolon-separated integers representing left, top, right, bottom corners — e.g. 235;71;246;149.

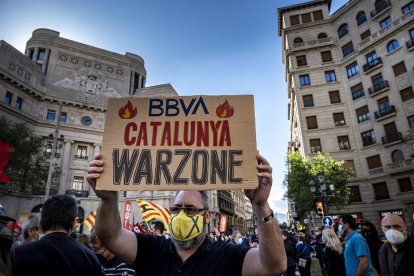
0;117;59;195
283;151;351;214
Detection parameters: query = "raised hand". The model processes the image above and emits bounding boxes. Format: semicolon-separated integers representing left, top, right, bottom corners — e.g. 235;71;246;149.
86;153;117;200
244;153;272;207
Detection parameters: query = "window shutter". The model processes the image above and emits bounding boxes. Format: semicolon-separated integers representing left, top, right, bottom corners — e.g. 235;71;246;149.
351;83;363;93
393;62;407;77
321;51;332;62
301;13;311;23
329;91;341;103
313;10;323;20
400;86;414;102
367;155;382;169
356;105;369;117
360;30;371;40
373;182;389;200
290;15;300;25
398;178;413;192
349;186;362;202
306;116;318;129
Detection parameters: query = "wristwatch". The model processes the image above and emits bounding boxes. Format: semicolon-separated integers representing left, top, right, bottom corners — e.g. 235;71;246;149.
254;210;275;223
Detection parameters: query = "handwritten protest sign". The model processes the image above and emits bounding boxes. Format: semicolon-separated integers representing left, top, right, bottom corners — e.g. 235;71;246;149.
97;95;257;191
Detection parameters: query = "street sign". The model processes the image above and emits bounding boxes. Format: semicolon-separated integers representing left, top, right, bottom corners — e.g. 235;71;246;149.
322;216;334;227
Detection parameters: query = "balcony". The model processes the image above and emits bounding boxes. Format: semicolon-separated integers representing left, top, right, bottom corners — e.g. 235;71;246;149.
363;57;382;73
74;155;88;160
368;167;384;176
352;89;365;100
290;37;336;51
381;132;402;145
368;80;389;96
387;159;414;174
218;190;235;214
406;39;414;51
370;0;391;18
374;105;396;120
65;189;89;197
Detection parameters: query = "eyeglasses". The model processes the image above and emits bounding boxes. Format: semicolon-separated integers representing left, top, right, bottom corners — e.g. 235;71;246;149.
169;206;207;216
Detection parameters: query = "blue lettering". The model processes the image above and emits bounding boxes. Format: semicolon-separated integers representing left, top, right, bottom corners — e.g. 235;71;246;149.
149;99;163;116
166;99;179;116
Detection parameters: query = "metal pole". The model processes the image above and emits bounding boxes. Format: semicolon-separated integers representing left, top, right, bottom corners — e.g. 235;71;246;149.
45;101;63;201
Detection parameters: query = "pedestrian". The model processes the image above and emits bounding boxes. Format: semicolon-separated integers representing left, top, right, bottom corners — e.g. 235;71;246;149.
249;227;259;248
86;152;287;275
11;194;104;276
0;212;15;276
8;222;21;243
360;220;382;275
321;228;345;276
311;226;326;276
149;220;165;237
378;214;414;276
339;214;372;276
14;213;40;247
77;233;93;250
281;230;297;276
296;236;314;276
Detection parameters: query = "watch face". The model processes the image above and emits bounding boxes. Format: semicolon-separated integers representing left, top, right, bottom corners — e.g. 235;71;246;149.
81;116;92;126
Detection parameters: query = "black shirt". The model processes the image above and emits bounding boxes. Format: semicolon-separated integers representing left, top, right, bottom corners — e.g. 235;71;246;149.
379;237;414;276
11;232;104;276
133;233;250;276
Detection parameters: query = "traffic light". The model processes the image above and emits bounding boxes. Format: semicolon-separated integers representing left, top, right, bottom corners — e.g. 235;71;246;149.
316;202;324;217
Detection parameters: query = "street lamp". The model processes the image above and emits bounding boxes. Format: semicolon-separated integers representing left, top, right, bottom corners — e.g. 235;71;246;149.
309;172;335;217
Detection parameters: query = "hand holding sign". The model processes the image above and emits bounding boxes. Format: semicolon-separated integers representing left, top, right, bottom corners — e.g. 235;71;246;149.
244;153;273;207
86;153;117;200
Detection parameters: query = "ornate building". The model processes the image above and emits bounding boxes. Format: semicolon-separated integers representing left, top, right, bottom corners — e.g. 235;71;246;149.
279;0;414;230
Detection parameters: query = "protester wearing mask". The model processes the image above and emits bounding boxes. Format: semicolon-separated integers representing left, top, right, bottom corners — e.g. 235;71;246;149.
379;214;414;276
311;227;325;276
231;230;245;245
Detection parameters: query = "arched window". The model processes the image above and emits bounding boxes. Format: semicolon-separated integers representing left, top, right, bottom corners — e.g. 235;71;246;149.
391;150;404;162
294;37;303;44
387;40;399;52
318;33;327;39
356;11;367;26
338;24;349;38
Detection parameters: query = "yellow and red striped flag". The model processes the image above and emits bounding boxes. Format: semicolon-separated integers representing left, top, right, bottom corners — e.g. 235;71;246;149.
136;200;170;233
84;211;97;231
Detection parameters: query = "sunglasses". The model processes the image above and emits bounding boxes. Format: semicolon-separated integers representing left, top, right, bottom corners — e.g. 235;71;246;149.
169;206;207;216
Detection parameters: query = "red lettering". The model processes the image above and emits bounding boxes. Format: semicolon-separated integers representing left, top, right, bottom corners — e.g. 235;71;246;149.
173;121;182;146
219;120;231;146
184;121;195;146
150;122;162;146
124;122;137;146
209;121;222;146
196;121;209;146
161;122;171;146
137;122;148;146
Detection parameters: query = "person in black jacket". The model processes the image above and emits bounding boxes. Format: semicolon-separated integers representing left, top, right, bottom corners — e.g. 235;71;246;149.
360;220;382;275
311;227;326;276
281;230;297;276
321;228;345;276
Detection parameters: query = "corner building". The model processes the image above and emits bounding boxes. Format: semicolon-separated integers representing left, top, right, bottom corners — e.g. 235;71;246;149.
278;0;414;230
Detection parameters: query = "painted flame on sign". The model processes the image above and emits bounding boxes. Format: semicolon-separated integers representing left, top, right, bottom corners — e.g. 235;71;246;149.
216;100;234;118
118;100;137;119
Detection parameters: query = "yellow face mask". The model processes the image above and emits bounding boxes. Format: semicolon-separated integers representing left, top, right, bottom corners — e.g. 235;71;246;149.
169;210;204;241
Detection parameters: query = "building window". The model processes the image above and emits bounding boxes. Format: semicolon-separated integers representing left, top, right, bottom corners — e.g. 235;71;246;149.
81;116;93;126
380;16;392;28
372;73;386;91
373;182;389;200
301;13;311;23
360;29;371;40
351;83;365;100
60;112;67;123
37;49;46;61
72;176;84;191
321;51;332;62
398;178;413;192
290;15;300;26
47;110;56;121
402;1;414;14
329;91;341;104
356;11;367;26
306;116;318;129
310;139;322;153
346;61;359;78
15;97;23;110
318;33;327;39
356;105;371;123
400;87;414;102
296;55;307;67
383;121;400;144
313;10;323;21
408;115;414;128
366;51;379;64
392;61;407;77
325;70;336;83
338;136;351;150
333;112;346;126
410;28;414;40
44;141;53;157
4;92;13;105
342;41;355;58
299;74;310;87
344;160;356;173
338;24;349;38
75;145;88;160
391;150;404;163
361;129;377;147
349;186;362;202
303;95;314;107
293;37;303;44
387;40;399;52
367;154;382;170
377;97;392;117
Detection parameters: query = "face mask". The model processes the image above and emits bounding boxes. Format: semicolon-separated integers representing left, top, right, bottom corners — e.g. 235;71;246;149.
38;234;45;240
385;229;406;245
236;238;243;245
169;210;204;241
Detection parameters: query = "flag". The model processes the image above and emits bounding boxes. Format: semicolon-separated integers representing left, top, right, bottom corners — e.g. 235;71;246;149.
137;200;170;233
0;141;13;183
123;201;132;229
84;211;97;231
131;222;145;234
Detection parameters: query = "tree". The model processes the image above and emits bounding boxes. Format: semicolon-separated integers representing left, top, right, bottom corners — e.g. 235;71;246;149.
0;117;59;195
283;151;351;214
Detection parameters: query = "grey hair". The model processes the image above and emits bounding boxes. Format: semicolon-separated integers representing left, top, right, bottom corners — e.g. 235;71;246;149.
232;230;241;240
173;191;210;210
22;213;40;239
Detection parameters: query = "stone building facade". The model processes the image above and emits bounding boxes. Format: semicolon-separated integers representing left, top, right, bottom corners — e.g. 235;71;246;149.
278;0;414;230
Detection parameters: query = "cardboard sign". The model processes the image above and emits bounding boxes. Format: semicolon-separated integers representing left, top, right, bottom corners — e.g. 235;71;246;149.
97;95;257;191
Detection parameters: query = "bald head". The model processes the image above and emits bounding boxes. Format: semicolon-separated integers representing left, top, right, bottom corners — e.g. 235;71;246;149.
381;214;406;234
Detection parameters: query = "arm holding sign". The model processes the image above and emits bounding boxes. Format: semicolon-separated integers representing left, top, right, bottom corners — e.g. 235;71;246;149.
242;154;287;276
86;153;138;265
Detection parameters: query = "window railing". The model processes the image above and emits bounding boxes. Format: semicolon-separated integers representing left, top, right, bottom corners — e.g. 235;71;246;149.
363;57;382;72
370;0;391;18
374;105;396;119
368;167;384;176
406;39;414;49
387;159;414;174
65;189;89;197
381;132;402;144
291;37;335;50
74;155;88;160
352;89;365;100
368;80;388;95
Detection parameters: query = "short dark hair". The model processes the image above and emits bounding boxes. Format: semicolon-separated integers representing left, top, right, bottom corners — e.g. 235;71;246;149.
341;214;356;230
151;220;165;233
40;195;77;233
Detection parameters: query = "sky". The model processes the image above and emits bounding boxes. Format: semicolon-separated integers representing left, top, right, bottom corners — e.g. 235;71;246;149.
0;0;348;220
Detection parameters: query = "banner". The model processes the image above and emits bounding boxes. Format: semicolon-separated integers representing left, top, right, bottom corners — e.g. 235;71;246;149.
0;141;13;183
123;201;132;229
84;211;97;231
137;200;170;232
131;221;145;234
219;214;227;233
97;95;257;191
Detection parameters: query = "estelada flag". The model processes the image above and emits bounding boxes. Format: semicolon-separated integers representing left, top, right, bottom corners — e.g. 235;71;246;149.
137;200;170;233
0;141;13;183
84;211;97;231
